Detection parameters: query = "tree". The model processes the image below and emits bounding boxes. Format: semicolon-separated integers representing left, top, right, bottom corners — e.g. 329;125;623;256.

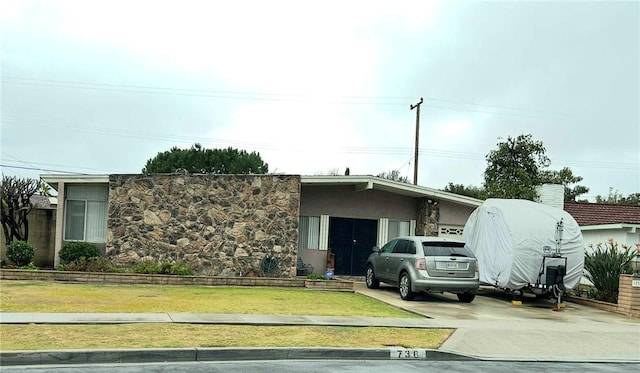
0;175;44;246
377;170;409;183
483;134;588;201
443;183;487;200
540;167;590;202
483;134;549;200
142;144;269;174
595;189;640;205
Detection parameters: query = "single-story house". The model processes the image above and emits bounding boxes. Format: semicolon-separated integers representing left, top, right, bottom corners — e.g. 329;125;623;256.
563;202;640;249
536;183;640;251
40;173;482;277
0;195;57;268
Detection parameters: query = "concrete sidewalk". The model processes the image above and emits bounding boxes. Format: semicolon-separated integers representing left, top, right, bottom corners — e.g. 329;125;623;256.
0;312;440;328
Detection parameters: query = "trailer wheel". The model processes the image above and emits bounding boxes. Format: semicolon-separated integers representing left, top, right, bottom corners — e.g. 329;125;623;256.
535;292;552;299
457;293;476;303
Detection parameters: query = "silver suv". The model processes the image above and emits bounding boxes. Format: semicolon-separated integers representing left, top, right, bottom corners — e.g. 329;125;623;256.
365;236;479;302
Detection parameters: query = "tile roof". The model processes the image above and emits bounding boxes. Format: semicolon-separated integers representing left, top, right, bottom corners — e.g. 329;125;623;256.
564;202;640;226
29;195;53;209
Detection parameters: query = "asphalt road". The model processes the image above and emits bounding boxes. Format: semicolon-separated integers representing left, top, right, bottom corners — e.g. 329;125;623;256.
2;360;637;373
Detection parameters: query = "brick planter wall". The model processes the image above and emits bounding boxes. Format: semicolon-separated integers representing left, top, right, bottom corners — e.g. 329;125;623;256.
618;274;640;317
0;269;353;290
566;274;640;318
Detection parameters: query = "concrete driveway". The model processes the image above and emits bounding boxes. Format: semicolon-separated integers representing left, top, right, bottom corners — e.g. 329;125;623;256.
354;282;640;361
355;282;618;321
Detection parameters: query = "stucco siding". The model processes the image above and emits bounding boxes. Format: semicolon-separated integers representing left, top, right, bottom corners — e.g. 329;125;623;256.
438;200;476;226
1;208;56;268
300;185;416;220
582;229;639;251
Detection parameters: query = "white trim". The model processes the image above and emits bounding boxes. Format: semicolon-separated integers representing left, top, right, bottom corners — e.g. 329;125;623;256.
378;218;389;247
41;174;484;207
41;174;109;192
319;215;329;250
300;175;482;207
580;224;639;233
410;220;416;236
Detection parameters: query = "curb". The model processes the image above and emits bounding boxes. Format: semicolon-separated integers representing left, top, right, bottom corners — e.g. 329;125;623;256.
0;347;476;366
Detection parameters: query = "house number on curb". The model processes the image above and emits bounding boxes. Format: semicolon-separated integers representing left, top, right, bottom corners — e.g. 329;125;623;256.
390;348;427;359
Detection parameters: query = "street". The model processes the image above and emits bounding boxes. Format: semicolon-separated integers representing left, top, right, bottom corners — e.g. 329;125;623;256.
1;360;637;373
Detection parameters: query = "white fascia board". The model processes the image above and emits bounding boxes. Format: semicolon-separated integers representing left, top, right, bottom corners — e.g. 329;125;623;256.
300;175;483;207
580;224;640;233
40;174;110;191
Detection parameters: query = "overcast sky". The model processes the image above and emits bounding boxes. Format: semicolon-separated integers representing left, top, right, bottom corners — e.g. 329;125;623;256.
1;0;638;201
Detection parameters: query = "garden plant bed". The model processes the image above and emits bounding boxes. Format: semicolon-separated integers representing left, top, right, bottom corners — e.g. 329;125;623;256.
0;269;353;291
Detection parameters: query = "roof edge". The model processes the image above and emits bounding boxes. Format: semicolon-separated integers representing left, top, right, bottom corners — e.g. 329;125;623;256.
579;223;640;231
301;175;483;207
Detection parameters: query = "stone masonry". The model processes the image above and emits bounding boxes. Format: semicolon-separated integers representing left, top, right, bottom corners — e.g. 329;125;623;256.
106;174;301;277
415;197;439;236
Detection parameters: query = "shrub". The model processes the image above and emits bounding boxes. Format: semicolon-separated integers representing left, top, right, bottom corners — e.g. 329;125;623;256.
584;239;635;303
131;260;161;274
131;260;193;275
307;274;328;281
19;262;39;270
6;241;35;266
57;257;123;273
59;242;101;263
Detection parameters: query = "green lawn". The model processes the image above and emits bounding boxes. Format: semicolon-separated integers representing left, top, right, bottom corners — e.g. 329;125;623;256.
0;280;415;316
0;280;453;351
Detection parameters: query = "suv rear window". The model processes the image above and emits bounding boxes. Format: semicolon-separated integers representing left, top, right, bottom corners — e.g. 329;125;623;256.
422;242;474;257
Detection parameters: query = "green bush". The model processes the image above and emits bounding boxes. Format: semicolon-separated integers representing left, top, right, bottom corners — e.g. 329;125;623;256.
306;274;328;281
59;242;101;263
19;262;39;270
6;241;35;266
131;260;193;276
57;257;123;273
584;240;635;303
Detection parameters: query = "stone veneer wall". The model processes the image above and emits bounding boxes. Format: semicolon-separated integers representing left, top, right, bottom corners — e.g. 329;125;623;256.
106;174;301;277
415;198;439;236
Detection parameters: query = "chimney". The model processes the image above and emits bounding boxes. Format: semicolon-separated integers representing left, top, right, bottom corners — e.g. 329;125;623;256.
535;184;565;209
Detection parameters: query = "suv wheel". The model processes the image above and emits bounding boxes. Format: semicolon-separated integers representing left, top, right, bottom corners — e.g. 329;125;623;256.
365;265;380;289
399;272;415;300
457;293;476;303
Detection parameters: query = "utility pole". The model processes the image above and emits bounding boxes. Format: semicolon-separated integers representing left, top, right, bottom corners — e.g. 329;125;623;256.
410;97;423;185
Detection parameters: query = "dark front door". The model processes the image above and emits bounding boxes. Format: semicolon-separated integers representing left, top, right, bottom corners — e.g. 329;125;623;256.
329;217;378;276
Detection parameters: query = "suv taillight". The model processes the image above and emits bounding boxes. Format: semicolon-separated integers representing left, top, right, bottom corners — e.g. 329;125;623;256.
415;258;425;270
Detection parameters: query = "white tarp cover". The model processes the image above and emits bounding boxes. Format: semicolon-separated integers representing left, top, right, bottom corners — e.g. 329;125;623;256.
463;199;584;290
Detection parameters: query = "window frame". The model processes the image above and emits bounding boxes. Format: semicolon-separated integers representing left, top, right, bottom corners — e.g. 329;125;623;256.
63;185;108;243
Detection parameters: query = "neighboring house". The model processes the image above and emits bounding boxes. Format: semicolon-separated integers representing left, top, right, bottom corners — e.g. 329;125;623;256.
563;202;640;249
0;195;57;268
40;173;482;277
536;183;640;250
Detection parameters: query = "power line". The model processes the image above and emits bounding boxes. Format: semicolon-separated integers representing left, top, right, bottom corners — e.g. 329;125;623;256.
0;164;83;174
2;76;414;101
2;76;604;122
3;114;637;170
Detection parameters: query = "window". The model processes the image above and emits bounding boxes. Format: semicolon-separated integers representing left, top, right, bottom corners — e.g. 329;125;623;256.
298;216;320;249
388;220;410;240
381;239;398;253
422;242;474;257
392;240;409;254
64;185;108;243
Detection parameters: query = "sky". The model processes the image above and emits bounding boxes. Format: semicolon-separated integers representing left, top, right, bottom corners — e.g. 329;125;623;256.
1;0;639;201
